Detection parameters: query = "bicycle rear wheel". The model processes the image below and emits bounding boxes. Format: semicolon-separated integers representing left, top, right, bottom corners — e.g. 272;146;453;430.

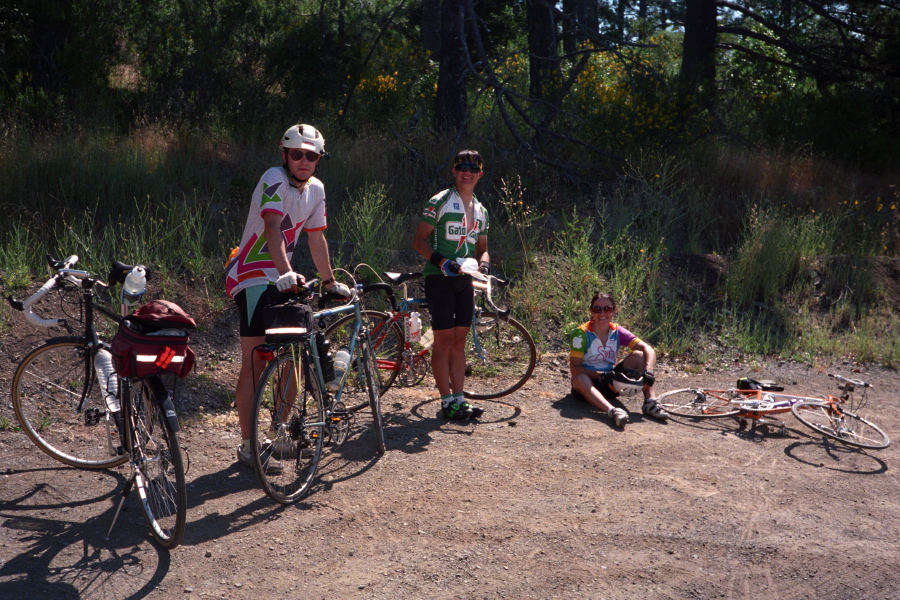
791;401;890;449
12;339;126;469
657;389;741;418
130;376;186;548
251;349;325;504
361;339;386;454
323;310;403;393
464;314;537;400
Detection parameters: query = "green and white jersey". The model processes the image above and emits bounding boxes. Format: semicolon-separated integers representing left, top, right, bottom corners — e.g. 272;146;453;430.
420;188;489;276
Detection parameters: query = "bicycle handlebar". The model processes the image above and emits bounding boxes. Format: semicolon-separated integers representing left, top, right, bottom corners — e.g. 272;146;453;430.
355;271;510;318
8;254;145;329
829;373;871;389
18;276;68;328
10;255;89;328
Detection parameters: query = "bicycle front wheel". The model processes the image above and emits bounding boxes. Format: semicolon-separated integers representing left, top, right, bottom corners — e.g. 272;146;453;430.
657;389;741;418
251;349;325;504
362;340;386;454
791;401;890;449
323;310;403;393
464;314;537;400
130;376;187;548
12;339;126;469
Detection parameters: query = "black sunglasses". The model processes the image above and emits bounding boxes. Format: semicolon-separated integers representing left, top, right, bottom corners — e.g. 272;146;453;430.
590;305;615;314
454;162;482;173
288;149;321;162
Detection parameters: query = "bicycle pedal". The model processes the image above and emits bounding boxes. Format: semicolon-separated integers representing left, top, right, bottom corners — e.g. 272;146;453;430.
84;407;102;426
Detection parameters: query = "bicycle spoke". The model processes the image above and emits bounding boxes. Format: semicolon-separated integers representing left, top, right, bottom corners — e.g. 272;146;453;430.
464;314;536;400
657;389;741;418
12;340;126;469
130;378;186;548
251;351;325;504
792;402;890;449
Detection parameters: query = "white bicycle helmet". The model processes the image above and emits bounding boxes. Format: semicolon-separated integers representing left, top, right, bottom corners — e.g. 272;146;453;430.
280;124;325;154
611;369;644;396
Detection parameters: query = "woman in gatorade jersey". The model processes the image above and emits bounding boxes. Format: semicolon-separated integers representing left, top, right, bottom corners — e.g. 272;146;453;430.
225;123;349;471
568;291;669;429
412;150;490;420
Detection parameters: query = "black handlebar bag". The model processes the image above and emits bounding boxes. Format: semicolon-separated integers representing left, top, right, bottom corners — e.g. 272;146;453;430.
263;302;313;342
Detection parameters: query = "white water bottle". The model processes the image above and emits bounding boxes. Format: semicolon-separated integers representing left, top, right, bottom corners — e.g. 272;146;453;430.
123;266;147;304
420;327;434;350
326;348;351;391
94;349;120;412
407;311;422;343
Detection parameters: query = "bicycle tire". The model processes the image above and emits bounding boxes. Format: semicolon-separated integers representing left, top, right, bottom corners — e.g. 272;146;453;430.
251;350;325;504
12;338;127;469
463;314;537;400
362;339;386;454
657;389;742;418
323;310;403;393
130;376;187;548
791;401;890;449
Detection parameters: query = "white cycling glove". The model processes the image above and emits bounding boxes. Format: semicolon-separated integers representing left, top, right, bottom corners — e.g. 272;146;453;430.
327;282;352;298
275;271;300;291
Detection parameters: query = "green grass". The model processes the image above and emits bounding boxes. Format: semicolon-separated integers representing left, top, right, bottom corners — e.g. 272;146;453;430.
330;183;409;278
1;124;897;367
0;416;20;432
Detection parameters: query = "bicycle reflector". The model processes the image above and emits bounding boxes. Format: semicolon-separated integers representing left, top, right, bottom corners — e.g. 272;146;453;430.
255;347;277;362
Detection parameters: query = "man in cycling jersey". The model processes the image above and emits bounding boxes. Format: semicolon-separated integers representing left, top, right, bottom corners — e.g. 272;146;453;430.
569;291;669;428
225;123;349;471
412;149;490;420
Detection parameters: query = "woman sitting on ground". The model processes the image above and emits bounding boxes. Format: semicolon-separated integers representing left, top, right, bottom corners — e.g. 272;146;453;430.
568;291;668;428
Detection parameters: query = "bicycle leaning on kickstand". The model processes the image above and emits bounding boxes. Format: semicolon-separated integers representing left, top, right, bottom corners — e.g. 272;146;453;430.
248;279;384;505
8;255;192;548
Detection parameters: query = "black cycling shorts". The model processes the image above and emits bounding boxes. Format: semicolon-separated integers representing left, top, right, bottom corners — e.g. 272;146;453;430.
572;377;619;403
571;362;627;403
424;274;475;330
234;284;291;337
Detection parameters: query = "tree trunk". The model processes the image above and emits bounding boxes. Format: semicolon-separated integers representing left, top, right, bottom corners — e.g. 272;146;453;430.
780;0;793;28
616;0;627;39
423;0;441;56
579;0;599;38
562;0;577;54
434;0;467;133
680;0;717;97
527;0;558;102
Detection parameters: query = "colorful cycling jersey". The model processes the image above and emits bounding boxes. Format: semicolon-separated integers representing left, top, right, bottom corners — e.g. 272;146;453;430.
420;188;489;276
569;321;641;372
225;167;327;298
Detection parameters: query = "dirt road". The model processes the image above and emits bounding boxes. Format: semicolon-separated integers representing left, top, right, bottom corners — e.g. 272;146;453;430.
2;350;899;600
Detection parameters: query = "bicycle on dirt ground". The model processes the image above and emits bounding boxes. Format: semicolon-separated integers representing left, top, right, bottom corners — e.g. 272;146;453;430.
322;269;537;400
249;280;384;505
657;373;890;449
8;255;189;548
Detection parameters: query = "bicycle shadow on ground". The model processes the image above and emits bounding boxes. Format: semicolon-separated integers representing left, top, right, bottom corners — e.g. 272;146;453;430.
306;425;387;492
665;413;788;443
184;461;327;541
783;433;888;474
0;458;176;599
